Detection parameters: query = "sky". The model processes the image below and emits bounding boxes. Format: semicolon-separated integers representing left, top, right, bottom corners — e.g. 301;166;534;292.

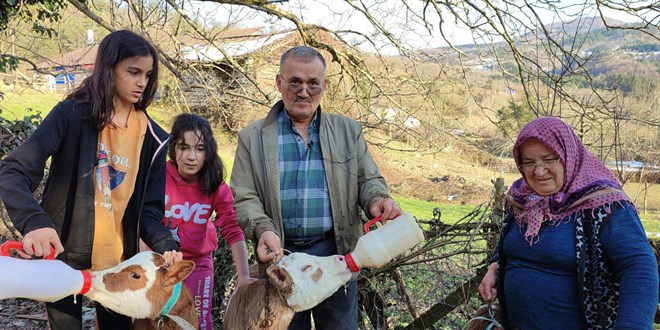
191;0;653;55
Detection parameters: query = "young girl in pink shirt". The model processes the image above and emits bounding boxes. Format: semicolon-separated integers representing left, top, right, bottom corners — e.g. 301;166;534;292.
165;113;255;329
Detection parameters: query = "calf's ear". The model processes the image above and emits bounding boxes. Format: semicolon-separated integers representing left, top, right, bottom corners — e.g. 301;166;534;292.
266;265;292;291
161;260;195;286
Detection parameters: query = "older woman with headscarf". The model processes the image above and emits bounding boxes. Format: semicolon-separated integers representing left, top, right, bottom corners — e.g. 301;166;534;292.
478;117;658;329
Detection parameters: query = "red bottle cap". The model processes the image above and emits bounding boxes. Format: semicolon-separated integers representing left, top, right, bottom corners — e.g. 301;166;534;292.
345;253;360;272
79;271;92;295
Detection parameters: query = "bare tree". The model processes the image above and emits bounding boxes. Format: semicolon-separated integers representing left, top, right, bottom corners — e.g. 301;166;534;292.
2;0;659;327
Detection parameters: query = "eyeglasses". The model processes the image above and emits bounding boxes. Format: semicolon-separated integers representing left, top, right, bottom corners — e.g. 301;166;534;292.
278;75;324;96
518;158;561;173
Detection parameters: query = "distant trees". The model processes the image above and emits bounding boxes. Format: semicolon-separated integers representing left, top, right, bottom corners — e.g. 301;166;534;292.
622;43;660;53
0;0;67;72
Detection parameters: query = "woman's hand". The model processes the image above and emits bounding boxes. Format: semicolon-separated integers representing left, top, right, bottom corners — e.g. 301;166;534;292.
20;227;64;258
479;262;498;301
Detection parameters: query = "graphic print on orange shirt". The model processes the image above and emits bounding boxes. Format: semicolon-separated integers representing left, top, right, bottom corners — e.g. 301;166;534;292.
95;144;127;212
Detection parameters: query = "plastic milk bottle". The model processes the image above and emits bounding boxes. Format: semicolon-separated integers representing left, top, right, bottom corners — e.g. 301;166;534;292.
345;212;425;272
0;241;91;302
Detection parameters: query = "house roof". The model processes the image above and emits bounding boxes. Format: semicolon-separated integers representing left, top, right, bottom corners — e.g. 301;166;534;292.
180;32;289;62
150;26;265;51
34;26;345;70
34;26;266;70
36;44;99;70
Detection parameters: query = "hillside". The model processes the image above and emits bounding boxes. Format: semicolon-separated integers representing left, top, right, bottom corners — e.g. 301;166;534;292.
210;115;660;222
423;16;660;79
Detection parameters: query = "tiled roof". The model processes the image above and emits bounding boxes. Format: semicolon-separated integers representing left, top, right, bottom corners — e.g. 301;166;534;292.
36;44;98;69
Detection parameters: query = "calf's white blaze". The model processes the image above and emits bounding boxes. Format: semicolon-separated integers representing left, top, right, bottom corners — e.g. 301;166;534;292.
85;252;161;318
281;253;352;312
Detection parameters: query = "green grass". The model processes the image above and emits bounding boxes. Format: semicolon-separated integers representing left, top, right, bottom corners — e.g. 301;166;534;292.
392;194;479;223
642;215;660;234
219;151;235;184
1;91;60;120
148;104;177;128
395;194;660;236
1;91;175;125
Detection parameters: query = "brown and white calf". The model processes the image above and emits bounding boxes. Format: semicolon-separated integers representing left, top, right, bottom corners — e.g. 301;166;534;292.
224;252;353;330
85;251;199;330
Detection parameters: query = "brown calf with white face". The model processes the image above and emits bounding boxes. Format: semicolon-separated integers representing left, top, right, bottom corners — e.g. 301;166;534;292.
85;251;198;330
224;252;353;330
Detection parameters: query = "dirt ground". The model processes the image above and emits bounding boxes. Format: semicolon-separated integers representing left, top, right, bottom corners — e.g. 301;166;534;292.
0;297;96;329
0;298;48;329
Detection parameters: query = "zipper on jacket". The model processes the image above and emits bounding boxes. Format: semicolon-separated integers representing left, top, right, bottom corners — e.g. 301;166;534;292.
134;120;170;254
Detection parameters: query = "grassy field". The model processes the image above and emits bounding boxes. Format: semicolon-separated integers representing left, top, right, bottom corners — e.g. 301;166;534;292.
393;194;480;223
0;89;61;120
0;89;173;123
394;193;660;233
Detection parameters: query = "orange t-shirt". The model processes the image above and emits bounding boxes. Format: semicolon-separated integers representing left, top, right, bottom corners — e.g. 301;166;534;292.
91;110;147;270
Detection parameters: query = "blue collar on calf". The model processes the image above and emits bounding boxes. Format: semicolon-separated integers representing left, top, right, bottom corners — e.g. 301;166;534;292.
160;282;182;317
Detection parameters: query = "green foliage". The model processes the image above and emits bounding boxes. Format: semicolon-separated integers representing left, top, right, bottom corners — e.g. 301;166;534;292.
643;221;660;233
0;0;68;72
0;54;18;72
495;100;535;138
0;0;67;33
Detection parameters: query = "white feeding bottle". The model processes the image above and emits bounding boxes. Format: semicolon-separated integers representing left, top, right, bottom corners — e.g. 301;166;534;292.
345;212;425;272
0;241;91;302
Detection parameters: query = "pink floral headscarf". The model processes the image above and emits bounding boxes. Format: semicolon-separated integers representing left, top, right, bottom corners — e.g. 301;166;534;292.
507;117;632;245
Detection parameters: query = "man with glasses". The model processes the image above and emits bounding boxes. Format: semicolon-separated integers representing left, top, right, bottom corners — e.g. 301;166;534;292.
231;45;402;329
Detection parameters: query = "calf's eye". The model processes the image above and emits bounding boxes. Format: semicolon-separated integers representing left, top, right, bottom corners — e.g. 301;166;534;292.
131;273;141;279
301;265;313;272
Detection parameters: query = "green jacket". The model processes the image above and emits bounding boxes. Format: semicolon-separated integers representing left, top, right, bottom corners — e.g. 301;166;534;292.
231;100;391;254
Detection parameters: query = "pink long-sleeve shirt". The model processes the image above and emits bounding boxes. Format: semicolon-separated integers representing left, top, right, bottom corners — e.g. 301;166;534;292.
163;162;244;259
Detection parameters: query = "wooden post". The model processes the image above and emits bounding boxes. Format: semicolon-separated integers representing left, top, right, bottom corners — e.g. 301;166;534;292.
487;178;506;252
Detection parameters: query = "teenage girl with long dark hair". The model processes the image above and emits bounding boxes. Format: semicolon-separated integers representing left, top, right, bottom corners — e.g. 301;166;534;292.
0;30;182;329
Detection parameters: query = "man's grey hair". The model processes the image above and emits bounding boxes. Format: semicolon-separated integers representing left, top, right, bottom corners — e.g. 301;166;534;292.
280;46;327;73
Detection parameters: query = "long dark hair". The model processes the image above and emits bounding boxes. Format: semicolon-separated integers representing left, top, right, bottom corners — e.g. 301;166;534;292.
67;29;159;130
168;113;225;196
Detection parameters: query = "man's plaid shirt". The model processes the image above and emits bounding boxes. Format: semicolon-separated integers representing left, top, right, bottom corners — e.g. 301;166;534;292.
278;110;333;238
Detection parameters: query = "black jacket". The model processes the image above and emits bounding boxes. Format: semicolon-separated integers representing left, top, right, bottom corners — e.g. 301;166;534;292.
0;99;178;269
